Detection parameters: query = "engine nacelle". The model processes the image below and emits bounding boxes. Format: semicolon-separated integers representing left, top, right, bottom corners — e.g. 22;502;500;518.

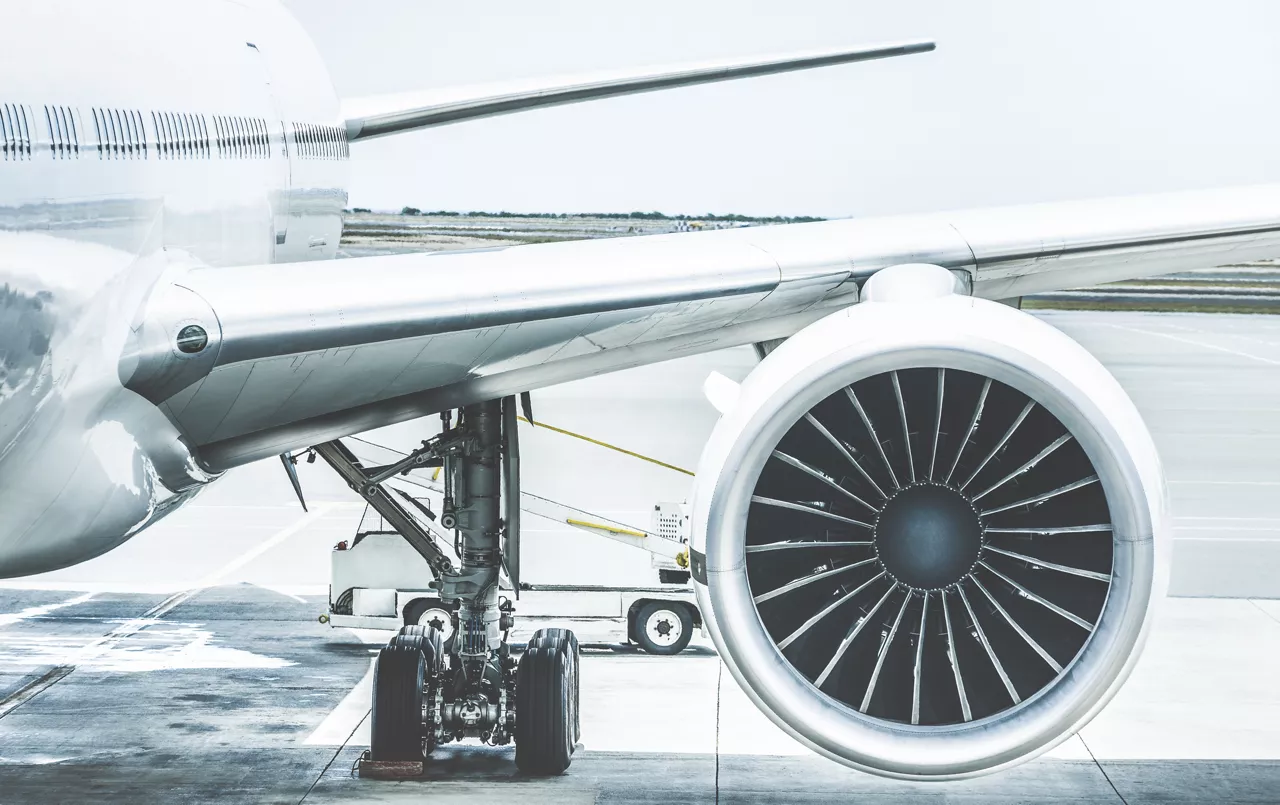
691;264;1168;780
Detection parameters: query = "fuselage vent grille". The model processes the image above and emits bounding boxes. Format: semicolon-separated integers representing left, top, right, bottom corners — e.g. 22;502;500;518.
1;103;34;160
45;105;80;159
95;108;148;160
293;123;348;160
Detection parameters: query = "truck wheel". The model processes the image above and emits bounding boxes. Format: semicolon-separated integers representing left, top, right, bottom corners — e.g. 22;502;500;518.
403;597;453;641
371;645;426;761
515;645;573;775
633;602;692;655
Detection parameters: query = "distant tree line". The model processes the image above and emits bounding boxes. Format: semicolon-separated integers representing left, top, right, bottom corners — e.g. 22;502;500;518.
385;207;823;223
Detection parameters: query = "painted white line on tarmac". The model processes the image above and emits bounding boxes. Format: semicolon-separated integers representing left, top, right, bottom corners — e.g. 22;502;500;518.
259;586;309;604
1175;534;1280;540
195;502;340;589
1170;480;1280;486
0;592;95;629
0;506;348;712
1177;515;1280;521
1102;322;1280;366
304;657;376;746
1157;319;1280;351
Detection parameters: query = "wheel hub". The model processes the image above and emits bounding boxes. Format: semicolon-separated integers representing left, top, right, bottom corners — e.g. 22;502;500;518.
874;481;982;590
646;610;682;645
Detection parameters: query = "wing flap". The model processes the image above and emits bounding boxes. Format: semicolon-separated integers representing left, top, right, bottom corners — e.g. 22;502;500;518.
954;184;1280;297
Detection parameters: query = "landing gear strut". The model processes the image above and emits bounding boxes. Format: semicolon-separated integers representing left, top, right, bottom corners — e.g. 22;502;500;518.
319;397;577;774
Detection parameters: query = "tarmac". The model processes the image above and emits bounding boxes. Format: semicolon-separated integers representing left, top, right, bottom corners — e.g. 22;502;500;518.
1;310;1279;802
0;589;1276;803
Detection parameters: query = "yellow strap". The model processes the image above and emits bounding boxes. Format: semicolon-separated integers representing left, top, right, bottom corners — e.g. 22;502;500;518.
517;416;694;476
566;517;647;538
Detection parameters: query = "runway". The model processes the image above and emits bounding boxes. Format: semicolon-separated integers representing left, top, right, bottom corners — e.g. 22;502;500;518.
1;310;1279;802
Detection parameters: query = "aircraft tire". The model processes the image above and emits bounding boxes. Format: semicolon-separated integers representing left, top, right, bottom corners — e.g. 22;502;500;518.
370;645;426;762
515;645;573;775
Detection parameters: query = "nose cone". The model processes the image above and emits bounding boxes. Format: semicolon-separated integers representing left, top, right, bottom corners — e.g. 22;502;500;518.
873;482;983;590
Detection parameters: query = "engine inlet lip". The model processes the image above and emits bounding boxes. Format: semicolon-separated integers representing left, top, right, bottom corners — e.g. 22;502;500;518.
698;322;1163;781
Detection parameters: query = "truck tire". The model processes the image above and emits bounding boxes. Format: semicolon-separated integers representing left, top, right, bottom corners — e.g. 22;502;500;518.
402;597;453;639
371;645;425;762
515;645;573;775
633;601;692;655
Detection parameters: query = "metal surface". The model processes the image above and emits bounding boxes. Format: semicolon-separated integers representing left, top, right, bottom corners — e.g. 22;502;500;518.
313;440;452;574
448;401;505;662
502;397;522;596
691;264;1168;779
343;41;936;140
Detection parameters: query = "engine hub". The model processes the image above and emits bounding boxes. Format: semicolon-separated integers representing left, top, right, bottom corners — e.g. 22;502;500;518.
874;482;982;591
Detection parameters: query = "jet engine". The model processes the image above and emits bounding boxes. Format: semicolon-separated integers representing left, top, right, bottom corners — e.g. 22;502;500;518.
691;264;1168;780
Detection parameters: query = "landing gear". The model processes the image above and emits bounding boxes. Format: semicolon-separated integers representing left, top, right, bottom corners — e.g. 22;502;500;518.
327;397;580;775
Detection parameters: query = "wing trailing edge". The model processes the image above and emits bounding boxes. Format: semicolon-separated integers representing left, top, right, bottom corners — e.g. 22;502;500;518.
342;39;935;141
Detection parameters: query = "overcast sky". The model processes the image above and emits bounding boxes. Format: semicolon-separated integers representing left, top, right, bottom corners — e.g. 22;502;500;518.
286;0;1280;218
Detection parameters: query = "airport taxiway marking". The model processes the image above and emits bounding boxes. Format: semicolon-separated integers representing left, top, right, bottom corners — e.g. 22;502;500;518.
1101;322;1280;366
195;502;342;588
0;505;341;718
0;591;96;629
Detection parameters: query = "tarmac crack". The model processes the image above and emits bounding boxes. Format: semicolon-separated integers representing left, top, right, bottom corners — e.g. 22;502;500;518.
714;660;722;805
1250;598;1280;627
1077;732;1131;805
299;709;370;803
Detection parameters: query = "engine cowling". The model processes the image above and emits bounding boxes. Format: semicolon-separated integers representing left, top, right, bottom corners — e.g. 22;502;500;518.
691;264;1168;780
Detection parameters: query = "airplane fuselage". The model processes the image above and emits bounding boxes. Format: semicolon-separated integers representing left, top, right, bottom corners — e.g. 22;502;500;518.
0;0;349;575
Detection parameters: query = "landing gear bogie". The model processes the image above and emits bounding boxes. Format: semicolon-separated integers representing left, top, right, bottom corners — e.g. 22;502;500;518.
352;399;582;773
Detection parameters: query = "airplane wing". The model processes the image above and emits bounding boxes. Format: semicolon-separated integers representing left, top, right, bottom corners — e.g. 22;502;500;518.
341;41;935;140
127;184;1280;472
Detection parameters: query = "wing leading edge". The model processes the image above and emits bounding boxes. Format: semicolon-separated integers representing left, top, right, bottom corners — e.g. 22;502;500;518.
138;184;1280;471
342;40;935;140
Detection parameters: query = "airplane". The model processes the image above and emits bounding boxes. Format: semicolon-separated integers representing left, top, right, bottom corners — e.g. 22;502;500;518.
1;0;1278;782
